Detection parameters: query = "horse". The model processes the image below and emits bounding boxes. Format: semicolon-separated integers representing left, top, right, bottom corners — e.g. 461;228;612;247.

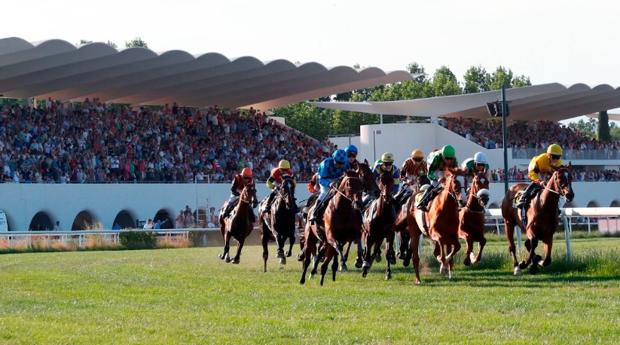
361;171;397;280
458;173;490;266
393;176;425;268
218;184;258;264
501;167;574;274
413;172;462;280
260;175;297;272
299;172;364;285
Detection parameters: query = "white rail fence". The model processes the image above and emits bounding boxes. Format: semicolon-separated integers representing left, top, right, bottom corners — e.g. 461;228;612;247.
2;208;619;260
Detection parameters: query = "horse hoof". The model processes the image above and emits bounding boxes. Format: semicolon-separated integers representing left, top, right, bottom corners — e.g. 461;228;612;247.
375;256;382;263
439;263;448;275
513;266;522;276
279;257;286;265
403;259;411;267
534;255;543;265
287;251;292;258
463;257;471;266
355;258;363;269
232;259;240;264
537;259;545;268
362;261;371;269
218;254;224;260
300;278;306;285
414;279;421;285
385;273;392;280
518;261;528;270
470;252;477;264
297;253;305;262
362;269;368;278
339;264;348;272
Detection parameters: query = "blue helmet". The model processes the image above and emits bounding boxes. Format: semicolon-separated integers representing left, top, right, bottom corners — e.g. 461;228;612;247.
332;149;347;164
344;145;358;155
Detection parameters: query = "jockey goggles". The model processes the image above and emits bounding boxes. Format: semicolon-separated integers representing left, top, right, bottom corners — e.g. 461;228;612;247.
550;154;561;160
348;152;357;158
413;157;423;162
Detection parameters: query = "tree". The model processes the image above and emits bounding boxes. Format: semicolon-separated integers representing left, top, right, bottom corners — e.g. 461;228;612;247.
406;62;428;83
431;66;461;96
79;39;118;49
105;41;118;49
125;37;148;48
567;118;597;139
512;75;531;88
463;66;490;93
489;66;513;90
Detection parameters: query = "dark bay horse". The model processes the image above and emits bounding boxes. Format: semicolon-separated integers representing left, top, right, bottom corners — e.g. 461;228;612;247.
361;171;397;280
299;172;364;285
458;173;490;266
502;167;574;274
260;175;296;272
414;172;461;279
218;184;258;264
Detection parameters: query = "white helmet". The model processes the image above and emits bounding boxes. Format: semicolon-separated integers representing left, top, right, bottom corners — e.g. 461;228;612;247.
474;152;488;165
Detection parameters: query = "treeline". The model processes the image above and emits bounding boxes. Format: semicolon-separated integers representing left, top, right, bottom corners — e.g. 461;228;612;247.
273;63;531;139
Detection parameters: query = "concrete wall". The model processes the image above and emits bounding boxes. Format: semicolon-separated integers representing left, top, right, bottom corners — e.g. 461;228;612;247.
0;183;312;231
0;181;617;231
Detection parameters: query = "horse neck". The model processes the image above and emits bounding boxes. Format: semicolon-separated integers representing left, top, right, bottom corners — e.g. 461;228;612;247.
436;181;458;211
539;177;560;209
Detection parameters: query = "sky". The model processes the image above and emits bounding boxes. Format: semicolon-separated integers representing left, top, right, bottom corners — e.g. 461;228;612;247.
2;0;619;116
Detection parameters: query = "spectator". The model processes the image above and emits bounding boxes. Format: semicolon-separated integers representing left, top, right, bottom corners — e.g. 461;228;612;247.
143;219;154;229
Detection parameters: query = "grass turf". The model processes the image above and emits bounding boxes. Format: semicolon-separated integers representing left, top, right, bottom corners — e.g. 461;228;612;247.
0;236;619;345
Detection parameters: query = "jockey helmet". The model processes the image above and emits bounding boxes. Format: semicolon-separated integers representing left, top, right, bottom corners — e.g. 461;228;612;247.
241;168;253;178
474;152;488;165
345;145;358;155
442;145;456;159
547;144;563;156
411;149;424;159
381;152;395;163
278;159;291;169
332;149;347;164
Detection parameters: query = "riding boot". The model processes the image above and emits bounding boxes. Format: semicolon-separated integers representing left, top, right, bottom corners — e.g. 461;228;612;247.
417;186;441;212
516;182;538;208
393;188;407;204
309;198;328;224
262;190;276;215
223;201;235;218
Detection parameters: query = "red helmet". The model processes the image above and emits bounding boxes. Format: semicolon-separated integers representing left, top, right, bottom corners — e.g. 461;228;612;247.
241;168;253;178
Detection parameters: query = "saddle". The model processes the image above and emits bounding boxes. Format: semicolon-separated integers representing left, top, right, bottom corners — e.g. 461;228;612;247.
512;190;525;208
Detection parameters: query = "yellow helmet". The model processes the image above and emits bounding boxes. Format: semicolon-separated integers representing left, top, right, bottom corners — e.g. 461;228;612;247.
546;144;563;156
381;152;395;163
278;159;291;169
411;149;424;159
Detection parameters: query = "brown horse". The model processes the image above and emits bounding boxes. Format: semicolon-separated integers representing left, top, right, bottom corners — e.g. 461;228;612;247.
218;184;258;264
361;171;397;280
459;173;490;266
260;175;296;272
299;172;364;285
501;167;574;274
413;172;461;280
393;176;426;268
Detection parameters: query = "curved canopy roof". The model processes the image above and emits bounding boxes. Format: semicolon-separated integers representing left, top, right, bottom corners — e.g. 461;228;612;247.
311;83;620;122
0;37;412;109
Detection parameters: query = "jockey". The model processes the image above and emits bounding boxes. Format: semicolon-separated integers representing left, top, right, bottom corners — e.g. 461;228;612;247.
308;149;348;224
262;159;296;214
417;144;459;212
345;144;359;170
516;144;564;210
461;152;490;188
372;152;400;195
394;149;429;204
222;167;257;219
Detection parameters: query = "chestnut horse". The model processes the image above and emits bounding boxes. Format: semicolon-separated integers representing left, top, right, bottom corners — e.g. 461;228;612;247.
393;176;425;268
260;175;296;272
458;173;490;266
218;184;258;264
361;171;397;280
413;172;461;280
299;172;364;285
501;167;574;274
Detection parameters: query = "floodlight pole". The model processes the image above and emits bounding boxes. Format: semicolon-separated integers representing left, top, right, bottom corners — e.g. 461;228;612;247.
501;86;509;194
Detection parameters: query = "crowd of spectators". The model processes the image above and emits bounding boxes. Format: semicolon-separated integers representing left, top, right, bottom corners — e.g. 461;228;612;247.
442;118;620;153
490;166;620;183
0;99;334;184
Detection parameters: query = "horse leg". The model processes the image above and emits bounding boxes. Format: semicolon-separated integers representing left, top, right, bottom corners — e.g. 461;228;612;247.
438;241;448;275
434;241;441;265
463;235;474;266
300;232;317;285
297;234;306;261
311;244;326;277
343;240;352;263
401;232;412;267
525;236;540;274
474;237;486;264
219;231;231;262
332;251;339;282
445;239;460;280
320;246;335;286
386;231;396;265
505;221;521;275
261;227;269;272
276;233;286;265
232;238;245;264
362;234;372;277
540;241;552;268
356;238;364;268
385;239;393;281
410;233;422;284
287;234;295;257
518;238;532;270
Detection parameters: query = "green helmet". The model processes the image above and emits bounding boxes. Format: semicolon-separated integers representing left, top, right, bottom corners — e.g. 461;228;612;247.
442;145;456;158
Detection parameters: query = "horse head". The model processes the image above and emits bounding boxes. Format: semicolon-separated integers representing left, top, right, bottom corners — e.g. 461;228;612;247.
279;175;296;210
356;161;379;197
241;184;257;206
378;170;393;199
339;174;364;210
551;167;575;202
470;173;490;207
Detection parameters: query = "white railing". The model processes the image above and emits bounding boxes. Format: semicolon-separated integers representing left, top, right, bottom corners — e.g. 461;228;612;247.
484;207;620;259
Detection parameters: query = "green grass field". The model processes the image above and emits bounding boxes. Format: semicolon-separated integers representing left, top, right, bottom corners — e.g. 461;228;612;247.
1;236;619;345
